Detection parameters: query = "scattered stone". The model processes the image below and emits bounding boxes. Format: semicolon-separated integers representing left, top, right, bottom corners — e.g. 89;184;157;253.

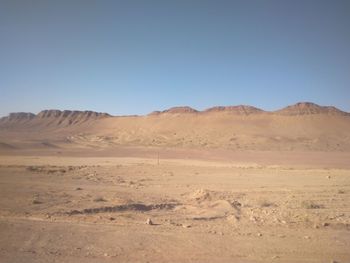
182;224;191;228
323;222;330;227
32;199;42;204
103;253;109;257
93;197;106;202
109;217;115;221
257;233;262;237
304;235;311;239
146;218;153;225
327;175;331;179
227;214;239;223
232;200;242;207
75;187;83;191
249;216;257;222
313;224;319;229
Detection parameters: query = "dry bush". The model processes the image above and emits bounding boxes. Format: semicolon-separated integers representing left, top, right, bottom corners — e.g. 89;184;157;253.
258;199;276;208
93;196;106;202
301;201;324;209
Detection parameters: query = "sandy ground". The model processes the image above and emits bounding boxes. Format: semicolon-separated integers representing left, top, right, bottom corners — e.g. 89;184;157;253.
0;150;349;263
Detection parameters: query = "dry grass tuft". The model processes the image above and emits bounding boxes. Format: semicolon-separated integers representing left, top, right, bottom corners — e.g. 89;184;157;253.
301;201;324;209
93;196;106;202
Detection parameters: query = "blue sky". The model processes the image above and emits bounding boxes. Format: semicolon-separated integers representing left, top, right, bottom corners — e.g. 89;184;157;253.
1;0;350;116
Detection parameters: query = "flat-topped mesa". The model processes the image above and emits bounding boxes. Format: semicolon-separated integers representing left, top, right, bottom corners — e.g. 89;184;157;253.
163;106;199;114
0;112;36;122
36;110;110;119
204;105;264;115
0;110;111;127
150;106;199;115
35;110;111;125
275;102;348;116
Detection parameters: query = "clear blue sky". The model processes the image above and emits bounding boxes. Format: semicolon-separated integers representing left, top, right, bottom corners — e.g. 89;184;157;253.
1;0;350;116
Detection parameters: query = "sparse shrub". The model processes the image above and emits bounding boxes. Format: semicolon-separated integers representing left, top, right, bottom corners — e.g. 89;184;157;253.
93;197;106;202
301;201;324;209
32;199;42;204
26;166;40;172
258;200;276;208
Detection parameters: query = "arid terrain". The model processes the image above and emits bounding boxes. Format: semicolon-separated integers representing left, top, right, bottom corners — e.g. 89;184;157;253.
0;102;350;263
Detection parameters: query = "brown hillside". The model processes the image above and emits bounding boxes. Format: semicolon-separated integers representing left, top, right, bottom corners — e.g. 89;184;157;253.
275;102;349;116
1;103;350;152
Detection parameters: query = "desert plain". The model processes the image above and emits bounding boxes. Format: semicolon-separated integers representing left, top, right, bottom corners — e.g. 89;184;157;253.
0;102;350;263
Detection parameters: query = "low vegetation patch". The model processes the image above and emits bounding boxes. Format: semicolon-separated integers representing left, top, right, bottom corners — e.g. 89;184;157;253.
301;201;324;209
93;196;107;202
258;199;276;208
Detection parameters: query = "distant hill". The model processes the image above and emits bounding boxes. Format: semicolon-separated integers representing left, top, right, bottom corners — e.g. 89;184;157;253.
0;110;110;127
275;102;349;116
1;102;349;152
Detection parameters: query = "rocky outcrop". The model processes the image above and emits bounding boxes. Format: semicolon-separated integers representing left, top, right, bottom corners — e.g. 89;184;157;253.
0;112;36;122
0;110;111;127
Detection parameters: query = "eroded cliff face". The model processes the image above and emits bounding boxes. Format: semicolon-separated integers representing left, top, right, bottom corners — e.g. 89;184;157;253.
0;110;111;127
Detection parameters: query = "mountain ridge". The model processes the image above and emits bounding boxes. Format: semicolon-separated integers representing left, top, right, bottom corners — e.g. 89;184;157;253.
0;110;111;125
1;102;349;121
1;102;350;152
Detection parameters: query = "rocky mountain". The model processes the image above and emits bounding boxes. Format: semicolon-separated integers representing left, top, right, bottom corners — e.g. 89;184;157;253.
1;102;349;152
0;110;111;126
275;102;349;116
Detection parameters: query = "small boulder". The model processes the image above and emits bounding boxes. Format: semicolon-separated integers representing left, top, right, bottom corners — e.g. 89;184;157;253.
146;218;153;225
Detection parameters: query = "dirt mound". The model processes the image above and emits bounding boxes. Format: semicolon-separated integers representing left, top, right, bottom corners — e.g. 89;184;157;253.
181;189;241;220
188;189;215;202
